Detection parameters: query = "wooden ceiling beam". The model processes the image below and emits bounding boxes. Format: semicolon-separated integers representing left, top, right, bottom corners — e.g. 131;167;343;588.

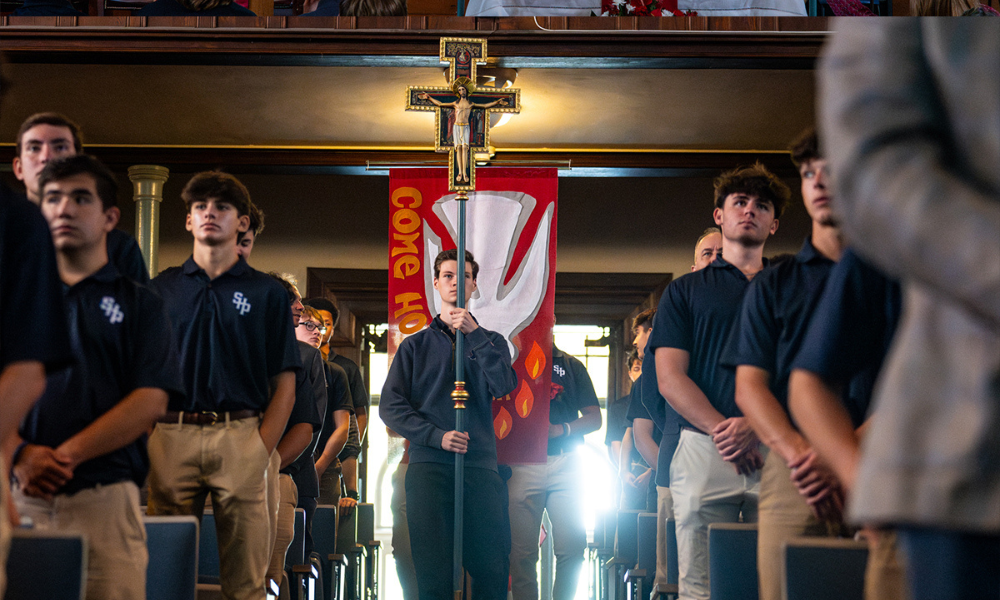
0;26;828;64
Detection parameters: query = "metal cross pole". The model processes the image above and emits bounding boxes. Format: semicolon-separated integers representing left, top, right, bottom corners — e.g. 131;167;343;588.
451;190;469;599
405;38;521;600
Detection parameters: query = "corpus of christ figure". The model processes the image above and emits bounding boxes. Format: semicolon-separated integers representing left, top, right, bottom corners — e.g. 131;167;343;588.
419;80;508;184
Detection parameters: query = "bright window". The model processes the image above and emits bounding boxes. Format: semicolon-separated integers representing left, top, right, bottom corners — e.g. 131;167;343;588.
367;323;618;600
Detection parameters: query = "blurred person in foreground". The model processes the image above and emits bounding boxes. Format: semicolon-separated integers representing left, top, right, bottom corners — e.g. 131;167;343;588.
819;18;999;600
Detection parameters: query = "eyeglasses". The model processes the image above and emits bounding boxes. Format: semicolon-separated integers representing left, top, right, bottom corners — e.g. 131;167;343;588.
297;321;327;333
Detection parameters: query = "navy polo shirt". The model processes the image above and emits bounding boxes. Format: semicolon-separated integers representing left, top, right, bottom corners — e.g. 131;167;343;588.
108;229;150;285
151;256;301;413
20;263;185;495
638;347;684;487
720;237;836;411
790;249;902;427
283;342;326;495
0;186;72;373
316;359;354;463
331;351;369;411
625;372;661;467
648;256;765;431
549;347;600;455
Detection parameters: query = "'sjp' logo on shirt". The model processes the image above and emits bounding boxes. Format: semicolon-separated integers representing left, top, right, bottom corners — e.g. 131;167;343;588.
233;292;252;316
100;296;124;324
553;364;566;378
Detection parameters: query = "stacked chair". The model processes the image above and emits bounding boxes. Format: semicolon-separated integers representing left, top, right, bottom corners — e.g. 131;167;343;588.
707;522;758;600
783;537;868;600
145;515;199;600
3;529;87;600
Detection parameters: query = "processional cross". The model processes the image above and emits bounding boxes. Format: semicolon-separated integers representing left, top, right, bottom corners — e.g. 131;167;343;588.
405;38;521;599
406;38;521;192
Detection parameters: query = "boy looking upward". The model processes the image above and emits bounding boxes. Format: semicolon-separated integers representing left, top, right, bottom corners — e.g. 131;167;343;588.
147;171;300;600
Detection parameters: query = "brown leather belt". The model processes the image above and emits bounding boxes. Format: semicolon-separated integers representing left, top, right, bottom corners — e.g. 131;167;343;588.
159;410;260;426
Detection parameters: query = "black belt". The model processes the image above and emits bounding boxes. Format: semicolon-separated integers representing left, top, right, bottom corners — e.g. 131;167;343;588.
681;426;707;436
159;410;260;425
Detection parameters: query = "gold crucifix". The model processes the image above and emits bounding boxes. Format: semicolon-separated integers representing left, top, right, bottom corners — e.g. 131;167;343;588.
406;38;521;192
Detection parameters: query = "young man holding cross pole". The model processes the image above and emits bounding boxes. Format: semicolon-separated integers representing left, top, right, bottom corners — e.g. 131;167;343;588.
380;249;518;600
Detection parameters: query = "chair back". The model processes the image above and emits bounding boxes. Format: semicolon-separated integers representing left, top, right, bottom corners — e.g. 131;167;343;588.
356;503;375;544
636;512;657;573
145;515;199;600
784;537;868;600
5;530;87;600
666;518;679;585
336;503;358;555
614;509;641;566
287;507;307;567
198;511;221;585
313;504;339;557
708;522;758;600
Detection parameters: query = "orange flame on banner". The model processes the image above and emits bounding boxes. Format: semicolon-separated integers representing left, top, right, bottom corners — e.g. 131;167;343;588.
515;380;534;418
494;407;513;439
524;341;546;380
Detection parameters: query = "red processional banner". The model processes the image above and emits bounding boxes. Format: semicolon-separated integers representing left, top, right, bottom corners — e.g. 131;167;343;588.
387;168;558;465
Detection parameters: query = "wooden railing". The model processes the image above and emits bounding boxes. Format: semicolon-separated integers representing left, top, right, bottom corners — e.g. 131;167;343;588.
0;13;844;27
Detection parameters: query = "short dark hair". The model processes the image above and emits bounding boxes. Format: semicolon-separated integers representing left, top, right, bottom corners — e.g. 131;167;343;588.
713;162;792;218
181;171;252;217
632;308;656;335
238;202;265;243
789;128;821;167
38;155;118;210
626;348;641;370
268;271;299;303
434;249;479;280
304;297;339;327
17;112;83;156
247;202;265;237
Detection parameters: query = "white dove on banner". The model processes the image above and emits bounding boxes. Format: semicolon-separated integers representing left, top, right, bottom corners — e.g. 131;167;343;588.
424;190;554;362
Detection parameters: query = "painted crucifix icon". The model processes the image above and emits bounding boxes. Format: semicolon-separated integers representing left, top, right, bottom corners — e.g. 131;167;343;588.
407;38;520;191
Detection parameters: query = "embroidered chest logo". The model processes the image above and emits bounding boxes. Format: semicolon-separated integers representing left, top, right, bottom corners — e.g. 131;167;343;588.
553;364;566;378
100;296;124;324
233;292;252;316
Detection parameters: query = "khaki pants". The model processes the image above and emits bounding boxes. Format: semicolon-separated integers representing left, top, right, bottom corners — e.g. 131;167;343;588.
655;485;673;586
758;451;837;600
266;451;280;566
508;453;586;600
15;480;147;600
671;430;761;600
147;416;273;600
1;457;11;599
866;529;911;600
267;474;299;584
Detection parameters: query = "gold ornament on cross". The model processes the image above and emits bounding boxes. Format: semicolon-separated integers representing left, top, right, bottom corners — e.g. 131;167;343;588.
406;38;521;192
